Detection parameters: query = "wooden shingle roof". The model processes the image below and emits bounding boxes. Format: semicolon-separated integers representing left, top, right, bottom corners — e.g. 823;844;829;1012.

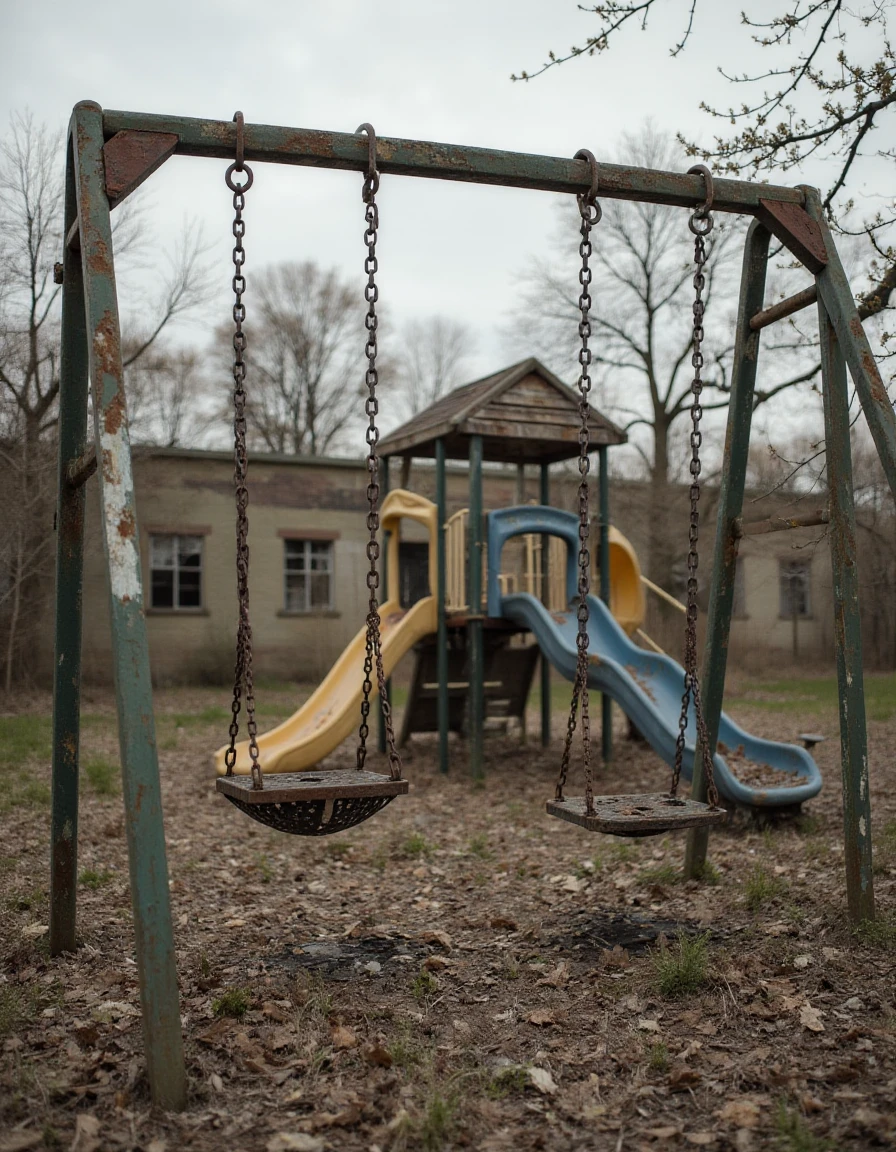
379;357;627;464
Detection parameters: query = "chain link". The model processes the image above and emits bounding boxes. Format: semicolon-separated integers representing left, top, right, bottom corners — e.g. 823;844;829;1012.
223;112;263;790
670;165;719;809
355;124;402;783
556;149;601;817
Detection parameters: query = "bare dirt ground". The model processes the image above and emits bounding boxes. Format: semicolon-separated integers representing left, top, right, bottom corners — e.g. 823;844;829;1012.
2;679;896;1152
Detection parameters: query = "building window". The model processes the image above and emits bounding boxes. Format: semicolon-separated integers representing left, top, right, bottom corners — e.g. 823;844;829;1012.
779;559;811;618
150;535;203;610
284;539;334;612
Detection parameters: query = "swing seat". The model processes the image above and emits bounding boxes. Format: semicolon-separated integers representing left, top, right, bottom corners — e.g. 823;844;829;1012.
216;770;409;836
546;792;726;837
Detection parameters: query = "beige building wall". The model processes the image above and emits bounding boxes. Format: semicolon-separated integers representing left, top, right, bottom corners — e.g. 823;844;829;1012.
60;447;839;686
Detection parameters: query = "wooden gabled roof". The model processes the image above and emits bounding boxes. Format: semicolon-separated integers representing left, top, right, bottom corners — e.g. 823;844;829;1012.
379;357;627;464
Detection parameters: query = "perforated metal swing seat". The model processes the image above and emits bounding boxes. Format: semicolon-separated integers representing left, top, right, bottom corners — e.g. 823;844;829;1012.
546;793;726;837
216;770;409;836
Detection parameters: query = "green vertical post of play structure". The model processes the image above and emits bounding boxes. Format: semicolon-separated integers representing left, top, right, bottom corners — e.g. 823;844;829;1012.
684;220;770;880
62;102;186;1109
539;464;551;746
378;456;391;755
598;447;612;764
818;298;875;924
435;440;449;773
50;134;90;957
468;435;485;777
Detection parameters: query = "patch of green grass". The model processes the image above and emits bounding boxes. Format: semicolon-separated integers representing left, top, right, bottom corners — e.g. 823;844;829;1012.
388;1027;423;1072
0;716;53;813
400;833;436;860
418;1090;457;1151
325;841;353;858
79;869;113;890
854;915;896;950
652;932;711;998
83;756;119;796
170;706;230;727
610;841;636;864
741;670;896;723
6;886;45;913
253;853;273;883
774;1100;838;1151
467;833;492;859
503;957;520;981
641;863;680;886
647;1042;670;1072
412;968;439;1003
212;988;251;1018
744;864;787;910
0;987;22;1038
880;820;896;854
486;1064;528;1099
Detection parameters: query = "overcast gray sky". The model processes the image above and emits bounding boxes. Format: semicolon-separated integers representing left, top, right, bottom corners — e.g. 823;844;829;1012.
7;1;881;464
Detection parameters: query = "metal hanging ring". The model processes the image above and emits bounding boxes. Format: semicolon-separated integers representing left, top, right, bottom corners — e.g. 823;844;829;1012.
225;111;254;193
687;163;714;235
574;148;601;224
357;122;380;201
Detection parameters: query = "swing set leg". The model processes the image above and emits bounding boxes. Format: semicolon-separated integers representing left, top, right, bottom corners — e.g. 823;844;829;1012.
51;102;187;1111
684;220;770;879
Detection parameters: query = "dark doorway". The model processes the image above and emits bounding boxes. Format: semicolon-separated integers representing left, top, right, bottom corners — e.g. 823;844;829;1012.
399;542;430;608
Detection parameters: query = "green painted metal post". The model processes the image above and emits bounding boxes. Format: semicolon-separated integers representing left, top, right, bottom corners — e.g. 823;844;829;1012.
598;447;612;764
539;464;551;746
378;456;391;755
804;190;896;505
436;440;449;773
50;136;90;957
684;220;771;879
71;102;186;1110
818;299;876;924
468;435;484;778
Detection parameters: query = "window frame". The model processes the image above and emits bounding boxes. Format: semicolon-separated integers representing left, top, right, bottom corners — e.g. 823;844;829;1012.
148;532;205;612
778;558;812;620
282;537;336;615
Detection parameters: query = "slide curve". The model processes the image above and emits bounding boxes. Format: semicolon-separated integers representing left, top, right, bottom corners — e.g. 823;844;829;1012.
500;591;822;810
215;488;440;776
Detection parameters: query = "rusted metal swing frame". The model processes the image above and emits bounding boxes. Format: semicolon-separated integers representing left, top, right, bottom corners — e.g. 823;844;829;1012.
51;100;891;1109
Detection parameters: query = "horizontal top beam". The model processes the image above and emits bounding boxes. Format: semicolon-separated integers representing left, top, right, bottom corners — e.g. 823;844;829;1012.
99;106;806;214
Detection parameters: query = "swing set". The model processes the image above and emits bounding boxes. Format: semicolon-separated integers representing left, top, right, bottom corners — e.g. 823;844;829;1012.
50;100;892;1109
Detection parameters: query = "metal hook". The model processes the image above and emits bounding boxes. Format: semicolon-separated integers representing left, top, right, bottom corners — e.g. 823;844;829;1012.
356;122;380;200
574;148;601;224
225;111;253;192
687;163;714;233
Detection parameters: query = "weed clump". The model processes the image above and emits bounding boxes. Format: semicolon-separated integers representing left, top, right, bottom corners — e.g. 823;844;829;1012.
652;932;710;998
401;833;436;860
84;756;119;796
744;864;787;910
212;988;251;1018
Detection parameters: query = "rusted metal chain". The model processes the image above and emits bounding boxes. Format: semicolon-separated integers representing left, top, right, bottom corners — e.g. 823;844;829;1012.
670;164;719;810
354;124;402;783
224;112;262;791
556;148;600;816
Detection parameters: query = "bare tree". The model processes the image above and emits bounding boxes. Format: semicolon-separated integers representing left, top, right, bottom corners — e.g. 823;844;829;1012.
235;261;363;456
0;110;211;688
126;345;208;447
395;317;475;419
505;126;751;574
513;2;895;338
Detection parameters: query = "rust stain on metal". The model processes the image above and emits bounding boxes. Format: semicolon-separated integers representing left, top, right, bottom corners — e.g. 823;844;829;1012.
104;391;126;435
94;310;123;386
103;131;178;207
118;508;136;539
87;235;111;276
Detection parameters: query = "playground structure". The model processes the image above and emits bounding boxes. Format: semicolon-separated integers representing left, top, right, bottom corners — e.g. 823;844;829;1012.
49;102;893;1108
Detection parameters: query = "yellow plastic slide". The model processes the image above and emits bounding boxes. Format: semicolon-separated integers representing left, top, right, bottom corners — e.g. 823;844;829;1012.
214;490;438;776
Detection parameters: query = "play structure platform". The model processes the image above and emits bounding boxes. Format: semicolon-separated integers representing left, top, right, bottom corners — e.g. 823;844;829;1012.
217;491;822;812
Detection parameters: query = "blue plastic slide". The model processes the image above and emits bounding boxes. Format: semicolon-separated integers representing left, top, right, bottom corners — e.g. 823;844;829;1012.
487;507;822;811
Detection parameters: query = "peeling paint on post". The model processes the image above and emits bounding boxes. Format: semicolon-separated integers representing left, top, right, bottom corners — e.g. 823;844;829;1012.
818;297;876;925
70;102;187;1110
685;221;770;879
468;435;484;778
